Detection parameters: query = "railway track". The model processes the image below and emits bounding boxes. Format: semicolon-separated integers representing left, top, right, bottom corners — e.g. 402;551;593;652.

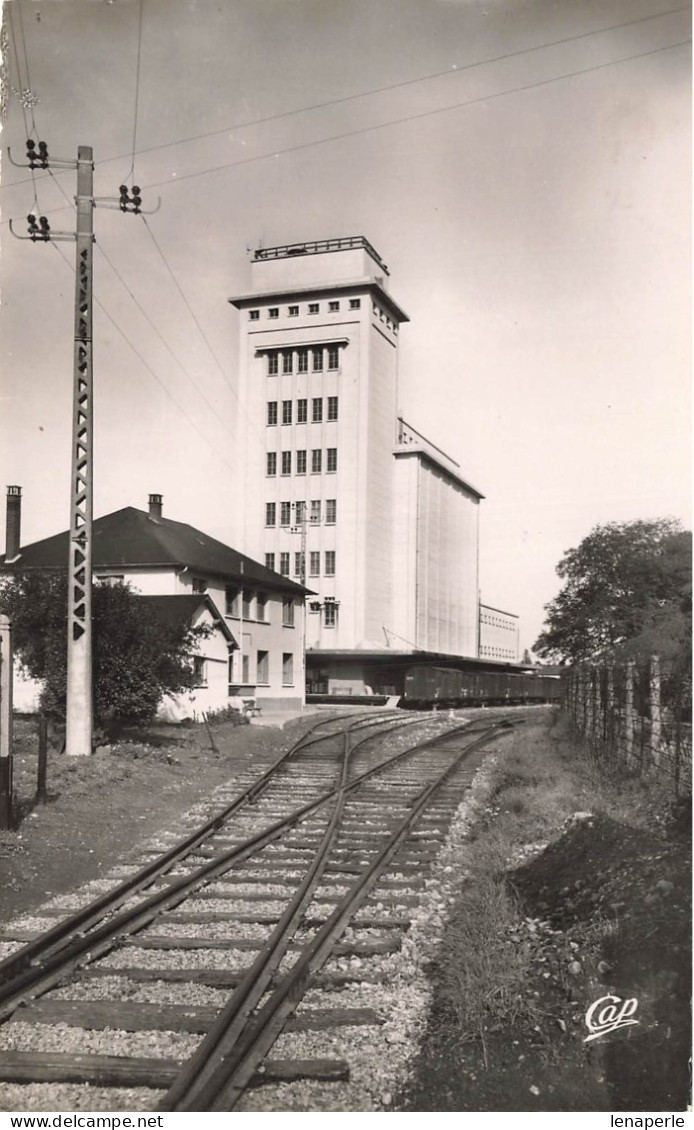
0;709;520;1112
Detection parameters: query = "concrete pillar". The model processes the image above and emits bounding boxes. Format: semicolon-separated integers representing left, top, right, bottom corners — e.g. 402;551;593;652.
0;615;13;829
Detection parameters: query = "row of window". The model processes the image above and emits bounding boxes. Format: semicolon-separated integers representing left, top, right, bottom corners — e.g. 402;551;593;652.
231;650;295;686
250;299;361;321
266;499;336;527
265;550;336;578
223;586;296;627
267;445;339;475
266;446;338;475
372;303;398;333
267;399;338;427
267;347;341;375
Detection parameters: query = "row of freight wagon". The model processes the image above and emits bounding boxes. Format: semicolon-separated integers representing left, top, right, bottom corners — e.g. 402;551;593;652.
401;666;563;709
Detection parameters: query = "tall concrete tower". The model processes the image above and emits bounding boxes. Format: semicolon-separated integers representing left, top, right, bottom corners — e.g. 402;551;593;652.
229;237;409;651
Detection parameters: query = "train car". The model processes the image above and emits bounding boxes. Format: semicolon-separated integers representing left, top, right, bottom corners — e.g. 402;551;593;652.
401;666;562;709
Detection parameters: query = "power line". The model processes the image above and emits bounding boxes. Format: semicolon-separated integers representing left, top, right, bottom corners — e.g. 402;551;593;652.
139;39;691;194
4;36;688;228
128;0;145;184
95;236;237;445
138;215;267;451
3;5;688;189
49;242;239;478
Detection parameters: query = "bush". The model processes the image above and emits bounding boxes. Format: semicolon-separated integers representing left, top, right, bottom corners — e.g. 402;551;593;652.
0;571;209;726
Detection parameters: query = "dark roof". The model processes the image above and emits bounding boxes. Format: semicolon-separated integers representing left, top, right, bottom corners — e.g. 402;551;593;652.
138;594;237;647
0;506;307;596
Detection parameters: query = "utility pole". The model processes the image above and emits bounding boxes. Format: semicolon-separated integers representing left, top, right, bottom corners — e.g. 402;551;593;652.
66;146;95;758
10;142;151;756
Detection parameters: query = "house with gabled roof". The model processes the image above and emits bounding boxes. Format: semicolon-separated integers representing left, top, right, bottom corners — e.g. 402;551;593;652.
1;490;308;719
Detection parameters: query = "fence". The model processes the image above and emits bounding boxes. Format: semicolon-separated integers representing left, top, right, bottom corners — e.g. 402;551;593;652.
563;656;692;795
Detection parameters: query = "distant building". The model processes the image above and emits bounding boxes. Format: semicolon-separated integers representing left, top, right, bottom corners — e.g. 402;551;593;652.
229;237;487;692
478;603;520;663
1;490;308;718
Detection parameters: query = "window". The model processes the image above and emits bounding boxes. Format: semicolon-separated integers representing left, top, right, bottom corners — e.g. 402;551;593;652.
242;590;252;619
193;656;207;686
280;553;290;576
311;449;322;474
288;305;299;317
97;574;125;586
309;551;320;577
296;449;307;475
268;307;279;319
312;398;323;423
327;396;338;421
256;594;267;622
192;577;207;594
308;303;319;315
249;309;260;321
327;345;339;370
297;399;308;423
242;653;250;683
282;351;293;374
257;650;269;683
267;352;279;376
312;348;323;372
282;652;294;685
326;498;336;524
324;602;337;628
349;298;361;310
282;400;292;425
281;451;291;476
295;500;306;523
297;348;308;374
265;553;275;572
280;501;292;526
327;448;337;472
310;499;321;524
265;502;276;527
325;550;336;576
294;551;304;577
225;585;240;615
267;401;278;426
282;598;295;626
266;452;277;476
328;300;340;312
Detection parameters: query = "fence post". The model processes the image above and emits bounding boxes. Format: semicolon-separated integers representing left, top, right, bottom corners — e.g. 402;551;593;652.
37;715;48;805
649;654;661;768
624;659;635;770
0;615;14;831
605;665;614;767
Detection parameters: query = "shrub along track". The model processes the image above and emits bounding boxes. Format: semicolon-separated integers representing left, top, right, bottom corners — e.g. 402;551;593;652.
0;710;520;1111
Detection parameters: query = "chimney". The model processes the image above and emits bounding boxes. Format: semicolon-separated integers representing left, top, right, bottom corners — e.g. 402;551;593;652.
5;486;22;560
148;493;163;520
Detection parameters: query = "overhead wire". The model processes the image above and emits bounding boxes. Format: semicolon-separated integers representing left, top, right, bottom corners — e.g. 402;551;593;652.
127;0;145;185
7;3;40;214
94;236;238;445
3;35;689;229
138;214;267;451
49;241;239;478
2;4;689;191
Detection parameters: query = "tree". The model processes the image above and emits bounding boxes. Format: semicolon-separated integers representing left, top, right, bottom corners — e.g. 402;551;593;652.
534;519;691;666
0;571;209;726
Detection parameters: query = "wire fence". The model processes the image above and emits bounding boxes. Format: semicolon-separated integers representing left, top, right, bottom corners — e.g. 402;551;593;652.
563;656;692;795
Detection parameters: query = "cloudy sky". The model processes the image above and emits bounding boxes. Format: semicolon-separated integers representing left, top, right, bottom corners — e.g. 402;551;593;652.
0;0;690;653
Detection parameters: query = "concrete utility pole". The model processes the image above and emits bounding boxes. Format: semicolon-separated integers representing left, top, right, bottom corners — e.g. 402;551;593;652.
10;142;149;755
66;146;95;758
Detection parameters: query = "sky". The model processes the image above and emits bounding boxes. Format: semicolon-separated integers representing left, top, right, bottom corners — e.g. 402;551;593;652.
0;0;690;655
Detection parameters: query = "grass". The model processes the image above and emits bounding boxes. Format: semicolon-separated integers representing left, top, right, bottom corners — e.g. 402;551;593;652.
430;710;684;1047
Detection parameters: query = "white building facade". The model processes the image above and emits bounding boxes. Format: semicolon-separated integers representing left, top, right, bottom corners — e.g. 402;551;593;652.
229;238;485;675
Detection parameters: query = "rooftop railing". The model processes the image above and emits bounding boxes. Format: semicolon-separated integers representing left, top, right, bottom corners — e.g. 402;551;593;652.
254;236;389;276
